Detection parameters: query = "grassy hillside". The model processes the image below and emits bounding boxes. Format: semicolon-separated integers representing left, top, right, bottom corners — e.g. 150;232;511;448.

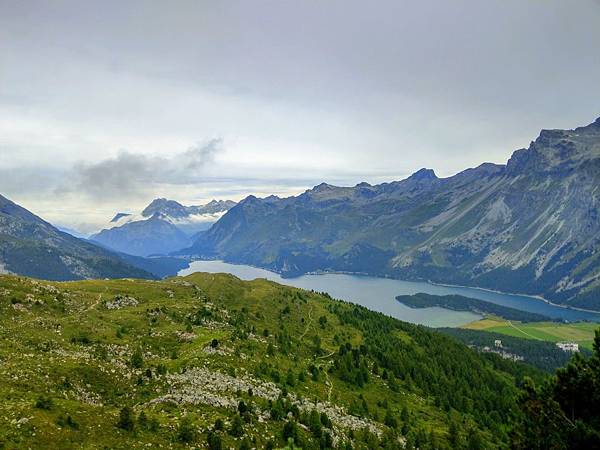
0;273;530;449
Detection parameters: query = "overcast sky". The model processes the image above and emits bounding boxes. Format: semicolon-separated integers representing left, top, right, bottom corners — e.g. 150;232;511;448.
1;0;599;233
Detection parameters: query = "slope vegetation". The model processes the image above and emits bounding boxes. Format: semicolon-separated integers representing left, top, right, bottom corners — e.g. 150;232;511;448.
0;273;529;449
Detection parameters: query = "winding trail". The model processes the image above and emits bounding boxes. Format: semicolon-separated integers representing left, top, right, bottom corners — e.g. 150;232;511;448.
299;306;313;341
84;288;107;313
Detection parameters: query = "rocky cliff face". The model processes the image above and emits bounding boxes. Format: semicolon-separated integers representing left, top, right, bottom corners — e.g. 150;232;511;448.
184;118;600;310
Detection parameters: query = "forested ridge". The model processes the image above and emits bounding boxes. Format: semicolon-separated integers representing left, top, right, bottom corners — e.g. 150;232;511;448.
0;273;598;449
396;293;553;323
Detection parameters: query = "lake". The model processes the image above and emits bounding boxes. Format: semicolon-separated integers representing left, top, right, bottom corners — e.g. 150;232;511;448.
178;260;600;327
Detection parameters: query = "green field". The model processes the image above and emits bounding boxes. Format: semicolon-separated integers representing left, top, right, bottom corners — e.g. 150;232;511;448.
463;317;599;350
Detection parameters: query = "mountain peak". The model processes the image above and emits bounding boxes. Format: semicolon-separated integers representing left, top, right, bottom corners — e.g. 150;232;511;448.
577;116;600;131
407;168;437;181
142;198;187;218
313;182;334;191
507;117;600;175
241;195;259;204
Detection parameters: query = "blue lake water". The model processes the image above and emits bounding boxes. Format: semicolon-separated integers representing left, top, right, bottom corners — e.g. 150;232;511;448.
178;260;600;327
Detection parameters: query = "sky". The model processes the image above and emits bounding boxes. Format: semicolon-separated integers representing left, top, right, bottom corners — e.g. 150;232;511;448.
1;0;599;233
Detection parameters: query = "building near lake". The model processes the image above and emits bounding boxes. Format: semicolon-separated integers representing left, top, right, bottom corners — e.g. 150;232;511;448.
556;342;579;352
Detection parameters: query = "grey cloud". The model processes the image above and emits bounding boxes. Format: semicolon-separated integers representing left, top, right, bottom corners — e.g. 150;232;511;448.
1;0;599;229
58;139;222;200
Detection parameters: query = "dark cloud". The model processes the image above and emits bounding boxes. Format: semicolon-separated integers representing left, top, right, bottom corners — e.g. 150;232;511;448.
58;139;222;199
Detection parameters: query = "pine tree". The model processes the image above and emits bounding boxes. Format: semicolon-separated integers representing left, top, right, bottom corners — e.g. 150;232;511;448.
117;407;135;431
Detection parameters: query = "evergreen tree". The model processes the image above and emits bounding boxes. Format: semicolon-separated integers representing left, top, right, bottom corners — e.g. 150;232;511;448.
513;329;600;449
177;416;196;443
131;348;144;368
207;431;222;450
117;407;135;431
229;414;244;437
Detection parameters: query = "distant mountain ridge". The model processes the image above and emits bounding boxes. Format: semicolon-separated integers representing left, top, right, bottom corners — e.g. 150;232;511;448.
141;198;236;219
0;194;155;281
91;198;236;257
183;117;600;310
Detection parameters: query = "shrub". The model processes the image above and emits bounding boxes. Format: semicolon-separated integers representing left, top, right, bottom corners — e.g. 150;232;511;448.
207;431;222;450
282;420;298;441
177;416;196;443
34;395;53;410
229;414;244;437
131;349;144;368
117;406;135;431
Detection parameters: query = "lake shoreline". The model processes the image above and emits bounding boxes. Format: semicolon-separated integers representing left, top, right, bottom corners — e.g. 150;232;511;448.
181;259;600;324
186;258;600;316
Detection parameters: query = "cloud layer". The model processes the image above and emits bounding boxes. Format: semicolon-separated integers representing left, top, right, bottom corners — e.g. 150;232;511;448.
59;139;222;199
1;0;599;232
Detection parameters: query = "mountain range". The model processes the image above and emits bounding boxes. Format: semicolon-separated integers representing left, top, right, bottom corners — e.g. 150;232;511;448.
183;117;600;310
0;194;156;281
91;198;236;256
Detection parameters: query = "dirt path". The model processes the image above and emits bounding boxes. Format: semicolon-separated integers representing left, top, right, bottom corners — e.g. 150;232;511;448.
84;288;107;313
317;350;335;360
299;306;313;341
313;351;336;402
324;367;333;402
507;320;542;340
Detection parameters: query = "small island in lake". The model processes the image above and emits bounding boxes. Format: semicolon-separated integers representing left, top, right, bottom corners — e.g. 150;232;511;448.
396;292;557;323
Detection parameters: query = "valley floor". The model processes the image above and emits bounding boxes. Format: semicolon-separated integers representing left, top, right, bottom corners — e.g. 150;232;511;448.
462;317;598;350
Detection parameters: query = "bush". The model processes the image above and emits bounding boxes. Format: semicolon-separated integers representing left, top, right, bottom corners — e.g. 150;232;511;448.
177;416;196;443
229;414;244;437
57;414;79;430
282;420;298;441
35;395;53;410
117;406;135;431
207;430;222;450
131;348;144;368
70;332;91;345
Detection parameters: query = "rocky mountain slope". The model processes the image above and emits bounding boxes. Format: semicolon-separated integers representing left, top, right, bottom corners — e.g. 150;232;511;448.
92;199;236;257
184;117;600;310
0;194;156;281
0;272;535;448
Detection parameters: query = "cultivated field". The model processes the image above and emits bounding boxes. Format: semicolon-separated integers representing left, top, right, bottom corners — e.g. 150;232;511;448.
462;317;599;350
